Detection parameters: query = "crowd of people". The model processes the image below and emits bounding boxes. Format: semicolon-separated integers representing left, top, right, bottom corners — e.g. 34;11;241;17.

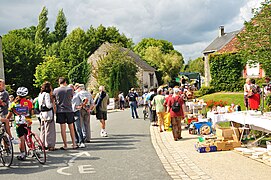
0;77;109;161
125;86;194;141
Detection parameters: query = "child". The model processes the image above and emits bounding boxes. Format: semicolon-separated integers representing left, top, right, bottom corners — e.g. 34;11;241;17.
6;87;33;160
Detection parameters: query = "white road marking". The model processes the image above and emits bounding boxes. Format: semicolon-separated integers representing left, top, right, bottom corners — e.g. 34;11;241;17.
78;165;96;174
57;167;72;176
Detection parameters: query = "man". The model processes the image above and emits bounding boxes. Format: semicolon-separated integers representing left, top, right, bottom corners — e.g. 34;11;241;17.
94;86;109;137
127;88;139;119
53;77;77;149
0;79;12;139
69;84;85;148
77;84;93;143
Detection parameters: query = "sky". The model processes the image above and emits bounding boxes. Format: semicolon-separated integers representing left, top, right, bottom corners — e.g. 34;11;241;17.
0;0;265;63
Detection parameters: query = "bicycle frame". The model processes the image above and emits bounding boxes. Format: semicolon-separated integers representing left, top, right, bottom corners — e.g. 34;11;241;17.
24;127;34;150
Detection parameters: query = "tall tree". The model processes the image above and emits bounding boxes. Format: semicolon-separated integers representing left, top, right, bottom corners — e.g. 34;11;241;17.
53;9;68;42
237;0;271;76
97;45;138;97
68;60;91;85
35;6;49;47
184;57;205;76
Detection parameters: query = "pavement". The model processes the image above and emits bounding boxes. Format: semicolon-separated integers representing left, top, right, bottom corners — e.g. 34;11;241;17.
150;123;271;180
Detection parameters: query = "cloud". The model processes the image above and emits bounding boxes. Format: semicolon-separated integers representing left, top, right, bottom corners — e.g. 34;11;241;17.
0;0;265;62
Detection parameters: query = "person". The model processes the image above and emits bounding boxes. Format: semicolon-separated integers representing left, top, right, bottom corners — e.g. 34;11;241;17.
6;87;33;160
181;76;186;86
38;81;56;151
94;86;109;137
264;77;271;95
9;95;14;106
53;77;77;150
163;89;173;131
149;88;157;126
152;88;165;132
244;78;252;110
69;84;85;148
118;91;125;110
127;88;139;119
167;88;185;141
77;84;93;143
248;79;261;110
0;79;12;139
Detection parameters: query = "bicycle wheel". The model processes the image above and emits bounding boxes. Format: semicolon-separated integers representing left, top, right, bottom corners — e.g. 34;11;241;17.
31;133;46;164
0;134;13;167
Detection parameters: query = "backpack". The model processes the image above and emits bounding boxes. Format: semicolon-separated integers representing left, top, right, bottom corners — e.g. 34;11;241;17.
172;97;180;112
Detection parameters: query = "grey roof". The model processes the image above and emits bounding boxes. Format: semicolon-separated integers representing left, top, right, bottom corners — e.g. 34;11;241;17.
202;30;240;54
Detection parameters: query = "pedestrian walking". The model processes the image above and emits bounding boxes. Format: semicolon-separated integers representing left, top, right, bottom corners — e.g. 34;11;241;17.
167;88;185;141
127;88;139;119
118;91;125;110
38;81;56;151
94;86;109;137
149;88;157;126
53;77;77;150
152;88;165;132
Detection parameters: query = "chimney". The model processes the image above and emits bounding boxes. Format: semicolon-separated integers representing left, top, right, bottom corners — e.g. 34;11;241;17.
219;26;225;37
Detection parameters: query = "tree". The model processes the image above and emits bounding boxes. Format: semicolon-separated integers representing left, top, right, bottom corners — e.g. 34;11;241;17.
133;38;175;57
97;45;138;97
68;60;91;85
184;57;205;75
53;9;68;42
35;6;49;47
237;0;271;76
2;31;43;95
34;56;68;88
59;28;89;70
144;47;183;84
85;25;133;55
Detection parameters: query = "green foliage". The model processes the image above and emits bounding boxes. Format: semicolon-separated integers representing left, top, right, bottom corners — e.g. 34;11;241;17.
209;53;245;92
134;38;184;85
35;6;49;47
237;0;271;77
97;45;138;97
68;60;91;85
59;28;89;70
184;57;205;76
86;25;133;55
34;56;68;88
2;32;43;95
53;9;67;42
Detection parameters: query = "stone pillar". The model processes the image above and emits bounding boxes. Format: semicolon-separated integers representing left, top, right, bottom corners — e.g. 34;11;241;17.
0;36;5;80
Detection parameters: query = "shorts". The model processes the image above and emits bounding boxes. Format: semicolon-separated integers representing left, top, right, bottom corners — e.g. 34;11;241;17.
96;111;107;120
56;112;75;124
16;124;28;138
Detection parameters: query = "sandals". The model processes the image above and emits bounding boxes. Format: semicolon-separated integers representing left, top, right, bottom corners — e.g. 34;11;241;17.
48;147;57;151
60;147;67;150
72;145;79;149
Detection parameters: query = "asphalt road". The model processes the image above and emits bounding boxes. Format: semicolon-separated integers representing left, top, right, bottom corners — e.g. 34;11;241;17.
0;108;171;180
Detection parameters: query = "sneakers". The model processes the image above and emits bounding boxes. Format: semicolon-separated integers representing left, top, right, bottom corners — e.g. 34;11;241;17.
79;143;86;148
100;129;108;137
17;154;26;161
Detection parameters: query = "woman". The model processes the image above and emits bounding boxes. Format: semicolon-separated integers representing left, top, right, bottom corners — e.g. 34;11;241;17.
249;79;261;110
167;88;185;141
152;88;165;132
38;81;56;151
244;78;251;110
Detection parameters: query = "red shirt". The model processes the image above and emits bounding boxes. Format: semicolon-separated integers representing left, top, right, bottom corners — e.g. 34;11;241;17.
167;95;184;118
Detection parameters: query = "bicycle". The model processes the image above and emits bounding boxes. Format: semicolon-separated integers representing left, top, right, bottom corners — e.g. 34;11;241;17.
0;121;13;167
143;104;149;120
23;126;46;164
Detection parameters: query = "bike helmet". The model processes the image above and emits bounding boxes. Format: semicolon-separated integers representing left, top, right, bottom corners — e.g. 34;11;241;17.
16;87;28;97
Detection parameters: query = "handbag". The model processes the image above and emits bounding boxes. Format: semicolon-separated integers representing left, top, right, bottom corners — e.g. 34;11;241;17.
40;94;53;112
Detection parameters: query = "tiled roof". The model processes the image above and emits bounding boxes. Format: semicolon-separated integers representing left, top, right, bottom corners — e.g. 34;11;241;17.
202;30;240;54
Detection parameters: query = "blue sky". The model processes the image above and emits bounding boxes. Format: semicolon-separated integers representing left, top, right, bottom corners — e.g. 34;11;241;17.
0;0;264;62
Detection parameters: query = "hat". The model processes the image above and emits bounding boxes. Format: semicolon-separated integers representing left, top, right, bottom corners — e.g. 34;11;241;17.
131;88;134;91
173;88;180;94
79;84;85;89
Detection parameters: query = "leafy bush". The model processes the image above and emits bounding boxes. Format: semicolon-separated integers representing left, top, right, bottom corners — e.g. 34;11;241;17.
196;86;215;97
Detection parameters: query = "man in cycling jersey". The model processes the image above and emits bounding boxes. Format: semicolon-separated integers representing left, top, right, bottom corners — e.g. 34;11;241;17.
6;87;33;160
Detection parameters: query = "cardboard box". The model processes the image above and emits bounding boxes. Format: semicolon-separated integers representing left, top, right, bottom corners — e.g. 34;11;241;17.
195;144;217;153
228;140;242;148
215;126;240;140
214;141;226;151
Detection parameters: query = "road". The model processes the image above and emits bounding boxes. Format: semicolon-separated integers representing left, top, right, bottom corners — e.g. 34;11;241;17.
0;108;171;180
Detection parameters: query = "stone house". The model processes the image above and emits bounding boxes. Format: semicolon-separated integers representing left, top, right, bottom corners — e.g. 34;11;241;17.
87;42;158;92
0;36;5;80
202;26;264;86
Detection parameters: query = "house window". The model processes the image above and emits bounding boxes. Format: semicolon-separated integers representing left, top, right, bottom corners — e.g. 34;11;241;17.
149;73;154;87
246;61;259;77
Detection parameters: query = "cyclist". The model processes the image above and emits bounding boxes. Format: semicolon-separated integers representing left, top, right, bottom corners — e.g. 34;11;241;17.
6;87;33;160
